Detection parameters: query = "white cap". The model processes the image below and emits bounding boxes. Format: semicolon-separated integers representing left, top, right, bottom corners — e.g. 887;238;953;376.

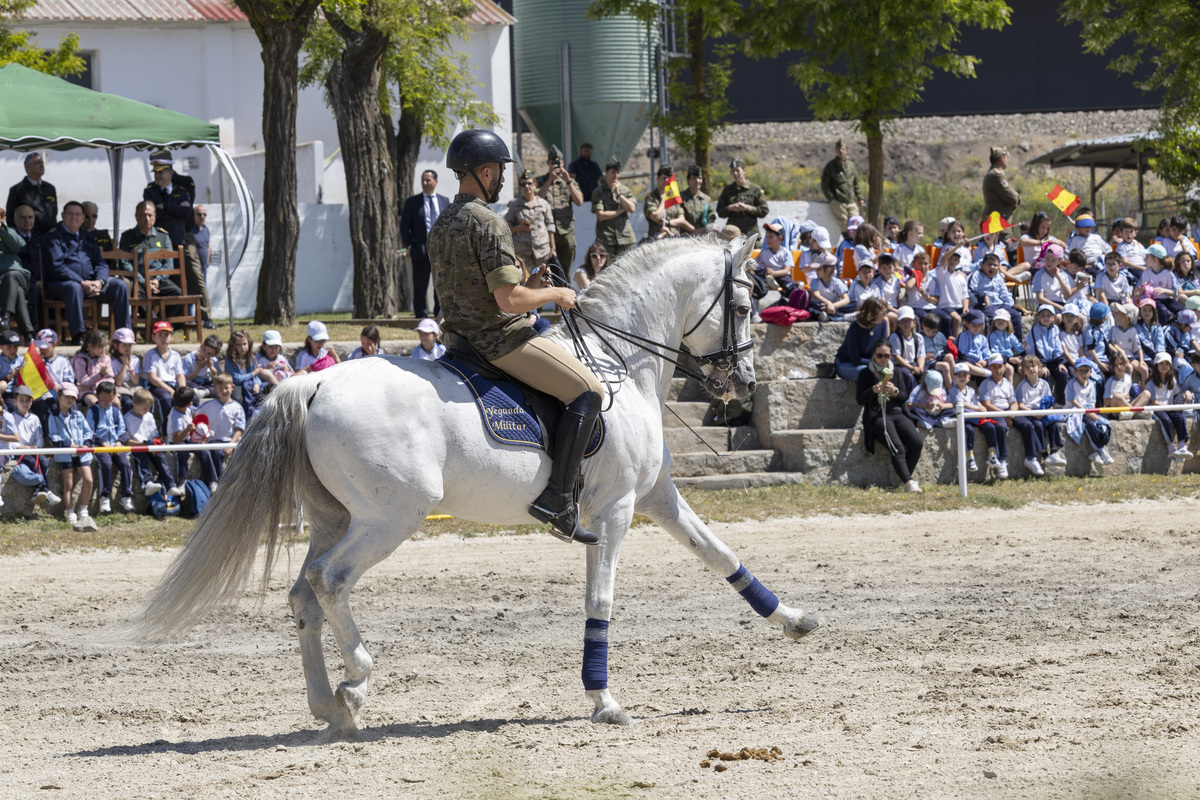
1154;351;1172;365
897;306;915;321
954;362;970;374
812;227;832;250
262;329;283;346
306;320;329;341
416;318;440;335
993;308;1011;321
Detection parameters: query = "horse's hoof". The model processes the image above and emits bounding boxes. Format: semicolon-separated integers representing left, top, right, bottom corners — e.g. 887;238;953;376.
320;722;362;742
335;682;367;717
590;707;634;726
783;612;824;640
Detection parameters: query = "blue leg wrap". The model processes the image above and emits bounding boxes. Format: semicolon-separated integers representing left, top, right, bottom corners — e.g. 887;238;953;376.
726;564;780;618
582;619;609;691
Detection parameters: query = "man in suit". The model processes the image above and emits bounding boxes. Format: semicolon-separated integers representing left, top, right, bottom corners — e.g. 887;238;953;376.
6;153;58;235
400;169;449;318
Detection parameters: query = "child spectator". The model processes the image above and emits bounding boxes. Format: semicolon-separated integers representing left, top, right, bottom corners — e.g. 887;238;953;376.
851;222;881;273
988;307;1022;373
954;308;992;378
46;382;93;525
1083;303;1111;383
755;222;799;302
122;387;180;498
903;250;937;322
1108;302;1147;387
348;325;385;360
930;250;969;336
144;320;185;429
1013;354;1066;476
1179;351;1200;423
1025;304;1069;402
1166;309;1197;373
834;298;889;382
196;372;245;485
1065;359;1113;465
1063;250;1096;306
86;380;133;513
0;385;61;507
969;253;1024;338
893;220;924;271
1064;214;1112;267
224;330;265;421
1104;349;1151;417
1147;352;1192;459
939;219;972;267
1137;243;1185;324
182;334;223;401
1175;251;1199;302
871;253;903;326
920;313;948;368
881;215;900;252
1031;244;1077;315
888;306;926;388
1113;217;1146;278
1060;303;1085;372
255;330;294;387
1158;214;1197;260
412;318;445;361
70;328;113;409
907;369;953;431
33;328;75;428
1134;297;1167;363
809;260;850;321
109;327;141;414
0;329;23;408
1096;252;1133;306
296;320;340;373
932;216;954;248
845;262;880;316
947;362;988;473
977;353;1013;479
167;385;216;488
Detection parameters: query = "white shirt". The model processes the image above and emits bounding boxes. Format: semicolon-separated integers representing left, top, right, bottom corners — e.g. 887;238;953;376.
1159;236;1197;259
810;275;847;305
1065;232;1112;265
197;398;245;441
1104;373;1131;400
979;377;1016;410
144;347;184;385
167;405;193;441
1065;378;1096;408
122;410;159;443
1015;378;1052;408
934;268;968;310
893;241;923;270
1033;268;1071;304
295;347;329;371
1108;324;1141;359
2;410;42;448
1116;239;1146;267
872;274;903;307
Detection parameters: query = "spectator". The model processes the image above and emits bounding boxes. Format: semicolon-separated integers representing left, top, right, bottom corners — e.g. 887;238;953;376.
645;165;691;238
1104;348;1150;416
1020;211;1063;267
981;146;1020;222
121;386;181;498
1060;303;1085;372
1158;214;1197;260
412;318;445;361
679;165;714;235
568;142;604;202
970;252;1025;338
835;297;889;382
43;201;132;344
1134;298;1167;364
888;305;927;388
537;146;584;275
929;249;969;337
855;338;925;493
977;353;1014;479
932;216;955;248
184;204;216;329
399;169;449;319
808;259;849;321
907;368;953;431
224;330;265;421
920;313;949;369
1031;243;1077;315
142;150;195;251
1108;302;1146;386
70;328;113;408
79;201;114;253
881;216;900;253
6;152;57;235
255;329;294;389
1;385;61;506
143;320;186;428
0;328;22;405
506;169;556;270
798;225;835;283
836;216;860;264
1166;309;1196;372
167;385;216;488
1174;252;1199;302
182;333;223;400
574;241;609;291
1147;352;1192;458
989;307;1023;372
846;262;880;316
109;327;140;414
46;382;93;525
954;308;993;378
1082;303;1111;381
718;158;769;242
1097;251;1133;306
348;325;384;360
197;372;245;484
1113;217;1146;278
1065;359;1113;465
0;204;34;338
591;156;637;258
904;250;938;324
118;201;181;308
32;328;74;428
1137;243;1184;324
296;320;339;373
86;380;134;513
1013;354;1066;476
1062;248;1096;308
1064;214;1112;267
820;140;862;233
893;220;925;271
852;222;882;272
939;219;972;267
1025;304;1070;402
755;222;798;302
872;253;903;325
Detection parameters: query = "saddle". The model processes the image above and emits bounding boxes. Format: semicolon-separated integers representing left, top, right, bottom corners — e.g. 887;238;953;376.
437;331;603;457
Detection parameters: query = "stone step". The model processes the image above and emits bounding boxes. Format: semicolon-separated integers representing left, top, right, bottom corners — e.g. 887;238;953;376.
669;449;780;478
751;319;850;381
662;401;710;428
674;472;809;491
752;378;860;446
666;376;707;402
664;425;760;453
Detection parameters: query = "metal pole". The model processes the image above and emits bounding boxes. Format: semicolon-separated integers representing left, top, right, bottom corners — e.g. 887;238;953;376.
218;165;234;341
559;42;571;163
1090;164;1096;211
1137;150;1145;229
956;401;968;498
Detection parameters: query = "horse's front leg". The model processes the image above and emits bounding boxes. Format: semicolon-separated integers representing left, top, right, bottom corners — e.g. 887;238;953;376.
640;474;823;640
582;497;635;726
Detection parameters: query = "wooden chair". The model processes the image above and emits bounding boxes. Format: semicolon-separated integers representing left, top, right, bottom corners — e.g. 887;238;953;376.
99;248;138;338
137;246;203;342
40;249;108;342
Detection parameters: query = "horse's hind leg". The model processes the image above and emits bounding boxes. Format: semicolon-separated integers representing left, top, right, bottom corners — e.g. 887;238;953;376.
288;484;351;730
640;476;823;640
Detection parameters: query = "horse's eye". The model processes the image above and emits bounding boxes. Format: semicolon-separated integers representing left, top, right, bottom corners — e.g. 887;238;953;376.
736;306;750;318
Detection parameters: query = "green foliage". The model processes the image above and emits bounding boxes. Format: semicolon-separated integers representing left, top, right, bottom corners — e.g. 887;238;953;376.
0;0;85;77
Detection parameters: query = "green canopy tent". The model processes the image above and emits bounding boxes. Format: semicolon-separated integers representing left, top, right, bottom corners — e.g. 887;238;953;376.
0;63;254;282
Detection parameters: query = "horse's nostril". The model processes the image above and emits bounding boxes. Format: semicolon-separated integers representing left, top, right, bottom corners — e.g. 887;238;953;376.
746;381;756;393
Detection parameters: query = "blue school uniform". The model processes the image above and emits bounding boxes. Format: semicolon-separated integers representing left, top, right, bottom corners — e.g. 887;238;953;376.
955;330;991;363
1134;320;1166;361
988;330;1021;359
46;405;93;465
921;331;947;360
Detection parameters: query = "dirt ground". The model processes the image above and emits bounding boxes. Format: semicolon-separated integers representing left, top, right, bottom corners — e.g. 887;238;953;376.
3;499;1199;799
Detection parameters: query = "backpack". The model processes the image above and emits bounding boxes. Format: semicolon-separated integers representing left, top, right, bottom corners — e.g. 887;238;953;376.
180;479;212;519
148;489;181;519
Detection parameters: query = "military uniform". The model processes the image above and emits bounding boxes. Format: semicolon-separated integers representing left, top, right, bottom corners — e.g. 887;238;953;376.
644;189;684;237
716;182;769;240
591;184;636;257
504;194;556;269
118;225;181;295
537;171;580;270
429;193;535;362
143;173;196;250
820;157;861;233
982;166;1021;223
5;178;58;235
679;188;713;234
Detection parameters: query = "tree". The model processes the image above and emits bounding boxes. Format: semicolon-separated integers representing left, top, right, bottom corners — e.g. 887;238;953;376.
301;0;496;316
588;0;739;193
1062;0;1200;210
236;0;323;326
741;0;1010;226
1;0;84;76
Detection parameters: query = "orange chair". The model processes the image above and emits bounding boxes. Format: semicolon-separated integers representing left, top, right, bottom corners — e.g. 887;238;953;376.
842;249;857;282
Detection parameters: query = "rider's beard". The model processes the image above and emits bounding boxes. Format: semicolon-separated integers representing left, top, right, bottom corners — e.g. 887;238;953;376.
488;172;504;204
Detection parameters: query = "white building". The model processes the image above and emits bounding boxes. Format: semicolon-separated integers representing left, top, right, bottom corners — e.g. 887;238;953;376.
3;0;515;315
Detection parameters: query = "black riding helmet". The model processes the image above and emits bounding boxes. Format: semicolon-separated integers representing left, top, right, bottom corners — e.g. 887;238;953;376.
447;129;513;174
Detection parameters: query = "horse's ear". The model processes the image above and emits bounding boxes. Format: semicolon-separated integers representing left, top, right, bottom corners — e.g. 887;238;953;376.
730;234;759;270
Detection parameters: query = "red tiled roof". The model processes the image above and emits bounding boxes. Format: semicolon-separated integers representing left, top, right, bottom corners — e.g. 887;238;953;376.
466;0;514;26
19;0;246;22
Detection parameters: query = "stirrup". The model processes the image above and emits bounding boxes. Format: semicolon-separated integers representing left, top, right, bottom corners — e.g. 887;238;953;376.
530;499;599;545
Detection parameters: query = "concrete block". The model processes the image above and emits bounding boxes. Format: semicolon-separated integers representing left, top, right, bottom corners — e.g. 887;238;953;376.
752;379;860;447
669;449;780;478
750;320;849;381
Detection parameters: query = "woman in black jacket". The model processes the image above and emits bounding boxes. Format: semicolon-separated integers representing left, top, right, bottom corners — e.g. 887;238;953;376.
834;297;889;382
856;338;925;492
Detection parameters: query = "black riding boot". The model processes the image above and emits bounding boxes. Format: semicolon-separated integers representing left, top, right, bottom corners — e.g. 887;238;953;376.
530;391;602;545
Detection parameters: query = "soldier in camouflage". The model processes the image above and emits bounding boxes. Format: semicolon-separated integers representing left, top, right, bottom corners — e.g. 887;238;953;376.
505;169;556;270
717;158;768;242
429;129;603;546
644;165;691;238
591;156;637;257
537;145;583;275
118;200;181;300
679;165;713;235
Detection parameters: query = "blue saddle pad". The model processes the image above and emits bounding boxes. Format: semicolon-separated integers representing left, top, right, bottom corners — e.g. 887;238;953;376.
438;359;604;457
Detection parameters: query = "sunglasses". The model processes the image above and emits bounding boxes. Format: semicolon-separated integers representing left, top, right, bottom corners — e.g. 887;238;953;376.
874;352;891;360
519;182;533;187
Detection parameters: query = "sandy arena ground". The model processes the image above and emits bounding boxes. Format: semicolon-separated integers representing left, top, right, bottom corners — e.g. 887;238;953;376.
2;499;1199;799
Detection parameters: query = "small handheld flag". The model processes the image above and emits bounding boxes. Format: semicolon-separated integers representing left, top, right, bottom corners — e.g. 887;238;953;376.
1046;184;1081;218
980;211;1012;235
17;344;55;400
662;174;682;209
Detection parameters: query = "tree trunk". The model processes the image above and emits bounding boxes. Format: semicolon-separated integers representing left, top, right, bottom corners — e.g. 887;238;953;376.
687;9;711;193
863;115;884;228
326;13;399;319
237;0;320;326
393;106;424;208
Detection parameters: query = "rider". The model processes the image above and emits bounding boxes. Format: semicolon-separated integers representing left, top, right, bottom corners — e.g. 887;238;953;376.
428;129;604;546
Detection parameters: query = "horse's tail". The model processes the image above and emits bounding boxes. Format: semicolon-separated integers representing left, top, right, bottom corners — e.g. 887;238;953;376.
139;375;320;638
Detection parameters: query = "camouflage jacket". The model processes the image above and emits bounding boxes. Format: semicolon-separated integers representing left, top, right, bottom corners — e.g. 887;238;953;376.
504;195;555;262
536;172;580;237
644;188;684;237
429;193;536;361
591;183;636;250
679;188;713;232
716;182;768;238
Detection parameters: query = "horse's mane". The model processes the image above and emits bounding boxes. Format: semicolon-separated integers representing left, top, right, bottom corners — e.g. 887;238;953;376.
578;233;727;311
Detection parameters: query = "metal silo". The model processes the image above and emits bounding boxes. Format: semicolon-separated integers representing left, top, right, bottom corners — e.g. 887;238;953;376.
514;0;656;167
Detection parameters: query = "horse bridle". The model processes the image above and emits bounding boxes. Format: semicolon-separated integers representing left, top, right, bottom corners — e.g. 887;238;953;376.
681;249;756;373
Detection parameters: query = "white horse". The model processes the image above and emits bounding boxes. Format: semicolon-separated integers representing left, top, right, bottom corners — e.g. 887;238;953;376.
142;234;822;735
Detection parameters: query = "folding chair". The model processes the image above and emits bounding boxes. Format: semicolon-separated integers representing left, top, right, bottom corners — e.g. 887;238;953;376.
138;246;203;342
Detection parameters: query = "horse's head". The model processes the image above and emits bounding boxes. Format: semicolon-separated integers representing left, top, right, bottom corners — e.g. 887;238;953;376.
681;235;758;402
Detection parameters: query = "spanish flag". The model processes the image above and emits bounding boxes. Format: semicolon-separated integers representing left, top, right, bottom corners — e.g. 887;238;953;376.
1046;184;1081;218
980;211;1012;235
17;344;55;400
662;174;682;209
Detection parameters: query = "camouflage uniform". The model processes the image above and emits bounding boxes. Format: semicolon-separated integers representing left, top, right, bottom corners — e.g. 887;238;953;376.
982;165;1021;222
644;188;684;237
537;171;580;269
591;183;637;257
679;188;713;233
504;194;555;269
117;224;180;294
716;182;769;241
429;193;535;361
